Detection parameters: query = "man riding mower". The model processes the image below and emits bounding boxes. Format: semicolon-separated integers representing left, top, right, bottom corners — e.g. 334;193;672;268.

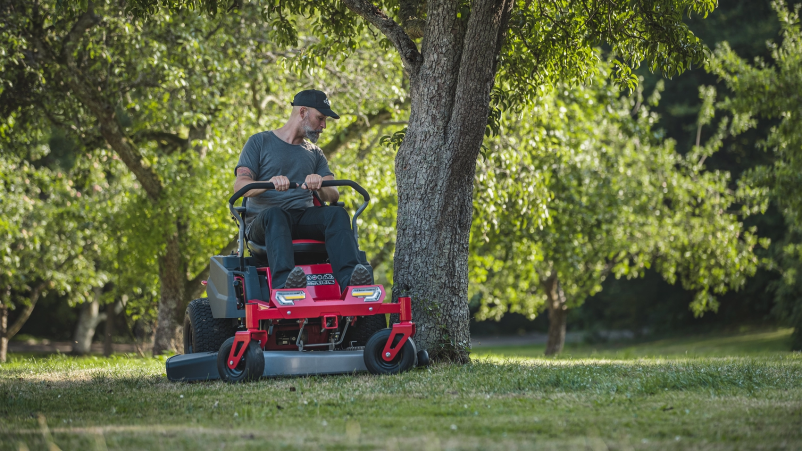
166;90;428;382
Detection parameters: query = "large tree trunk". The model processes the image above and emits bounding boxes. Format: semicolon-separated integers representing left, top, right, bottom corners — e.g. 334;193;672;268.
152;228;186;355
72;301;103;355
542;273;568;356
388;0;513;361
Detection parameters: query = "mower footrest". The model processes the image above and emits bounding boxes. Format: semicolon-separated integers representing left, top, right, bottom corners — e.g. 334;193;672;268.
166;350;368;381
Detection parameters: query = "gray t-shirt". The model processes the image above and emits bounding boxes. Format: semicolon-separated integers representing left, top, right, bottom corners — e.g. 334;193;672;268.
235;131;334;229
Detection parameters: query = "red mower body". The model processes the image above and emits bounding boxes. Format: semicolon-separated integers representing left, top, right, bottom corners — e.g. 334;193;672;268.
225;259;416;371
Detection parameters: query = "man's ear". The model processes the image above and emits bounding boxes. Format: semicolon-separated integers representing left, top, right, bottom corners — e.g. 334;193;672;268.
298;106;307;119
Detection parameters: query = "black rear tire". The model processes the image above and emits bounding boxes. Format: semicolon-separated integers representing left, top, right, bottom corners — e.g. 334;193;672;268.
343;314;387;347
183;298;237;354
363;328;416;375
216;337;265;383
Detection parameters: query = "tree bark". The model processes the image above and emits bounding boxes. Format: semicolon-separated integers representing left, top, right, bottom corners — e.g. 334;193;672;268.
377;0;513;361
72;287;107;355
542;273;568;356
152;227;186;355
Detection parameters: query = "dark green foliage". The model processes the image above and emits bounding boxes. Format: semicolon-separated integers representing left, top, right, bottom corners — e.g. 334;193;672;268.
701;2;802;350
769;231;802;350
500;0;714;104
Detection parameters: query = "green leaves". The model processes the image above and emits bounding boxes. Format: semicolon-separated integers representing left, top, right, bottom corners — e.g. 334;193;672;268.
705;2;802;348
498;0;714;108
0;152;109;312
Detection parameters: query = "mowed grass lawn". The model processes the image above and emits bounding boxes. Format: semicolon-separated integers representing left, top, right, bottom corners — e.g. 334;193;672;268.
1;330;800;450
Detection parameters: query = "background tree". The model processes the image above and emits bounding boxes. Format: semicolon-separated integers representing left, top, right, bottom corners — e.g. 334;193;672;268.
470;63;759;354
563;0;797;341
0;153;106;362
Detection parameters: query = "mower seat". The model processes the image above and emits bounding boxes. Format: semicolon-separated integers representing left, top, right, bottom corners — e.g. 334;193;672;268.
246;239;327;259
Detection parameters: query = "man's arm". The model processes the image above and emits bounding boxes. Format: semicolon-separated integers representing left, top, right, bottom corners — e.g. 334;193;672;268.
234;167;291;197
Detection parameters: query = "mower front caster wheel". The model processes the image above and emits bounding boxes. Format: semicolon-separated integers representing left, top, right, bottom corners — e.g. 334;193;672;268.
364;329;416;375
216;337;264;383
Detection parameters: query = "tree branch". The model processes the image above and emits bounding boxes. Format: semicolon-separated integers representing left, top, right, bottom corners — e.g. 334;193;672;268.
47;4;164;201
320;109;393;158
339;0;423;77
399;0;425;38
58;2;101;64
4;281;47;340
133;130;189;152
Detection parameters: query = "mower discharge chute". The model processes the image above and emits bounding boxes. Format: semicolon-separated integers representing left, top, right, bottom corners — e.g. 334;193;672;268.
166;180;429;382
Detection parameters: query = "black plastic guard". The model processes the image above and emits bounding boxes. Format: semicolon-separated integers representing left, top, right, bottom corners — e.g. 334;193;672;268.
165;352;220;381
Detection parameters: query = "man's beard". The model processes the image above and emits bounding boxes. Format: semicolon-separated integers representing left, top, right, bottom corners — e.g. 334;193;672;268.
302;117;322;143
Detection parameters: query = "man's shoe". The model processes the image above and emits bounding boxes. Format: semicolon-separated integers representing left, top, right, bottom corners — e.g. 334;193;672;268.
349;264;373;286
284;267;307;289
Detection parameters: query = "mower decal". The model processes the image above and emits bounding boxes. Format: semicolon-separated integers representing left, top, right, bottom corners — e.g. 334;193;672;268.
306;273;335;286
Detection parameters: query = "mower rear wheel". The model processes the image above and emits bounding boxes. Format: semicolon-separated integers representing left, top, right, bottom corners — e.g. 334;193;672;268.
216;337;264;383
344;314;387;347
363;328;416;375
184;298;237;354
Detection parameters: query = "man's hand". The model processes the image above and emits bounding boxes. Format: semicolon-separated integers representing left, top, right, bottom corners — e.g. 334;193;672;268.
233;169;292;197
301;174;323;190
302;174;339;203
269;175;291;191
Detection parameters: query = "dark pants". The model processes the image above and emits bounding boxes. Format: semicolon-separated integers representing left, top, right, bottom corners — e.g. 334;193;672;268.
248;206;361;289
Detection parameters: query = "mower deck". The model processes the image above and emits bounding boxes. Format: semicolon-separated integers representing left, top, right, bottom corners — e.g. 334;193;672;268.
166;349;369;382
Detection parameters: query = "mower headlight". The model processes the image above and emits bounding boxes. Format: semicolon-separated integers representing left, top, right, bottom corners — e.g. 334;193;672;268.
275;290;305;306
351;286;382;302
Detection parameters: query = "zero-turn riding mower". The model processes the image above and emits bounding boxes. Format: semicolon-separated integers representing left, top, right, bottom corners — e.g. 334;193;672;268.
166;180;428;382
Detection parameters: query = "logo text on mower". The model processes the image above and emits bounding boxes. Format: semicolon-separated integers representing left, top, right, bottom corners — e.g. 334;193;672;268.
307;273;335;286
